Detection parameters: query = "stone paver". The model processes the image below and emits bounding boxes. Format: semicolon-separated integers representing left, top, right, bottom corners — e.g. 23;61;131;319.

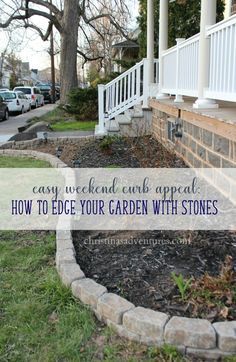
164;316;216;349
186;347;233;360
59;263;85;287
56;249;75;270
56;230;72;240
97;293;134;324
123;307;169;341
46;131;94;138
106;319;140;342
213;321;236;352
56;238;74;252
72;278;107;309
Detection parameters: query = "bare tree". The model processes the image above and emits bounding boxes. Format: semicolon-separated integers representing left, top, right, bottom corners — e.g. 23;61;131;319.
78;0;130;75
0;0;130;103
0;28;21;87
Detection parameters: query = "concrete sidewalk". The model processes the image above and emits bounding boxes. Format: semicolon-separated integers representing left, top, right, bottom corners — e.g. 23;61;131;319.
0;104;57;141
45;130;94;138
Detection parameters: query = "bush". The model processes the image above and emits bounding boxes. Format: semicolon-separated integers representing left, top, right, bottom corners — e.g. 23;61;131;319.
68;87;98;120
67;73;120;120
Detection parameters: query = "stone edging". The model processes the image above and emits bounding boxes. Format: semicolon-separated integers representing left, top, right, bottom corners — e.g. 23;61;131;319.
0;135;97;150
1;149;236;360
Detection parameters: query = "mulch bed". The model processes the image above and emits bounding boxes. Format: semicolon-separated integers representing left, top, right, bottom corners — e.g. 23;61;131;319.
73;230;236;322
16;135;236;322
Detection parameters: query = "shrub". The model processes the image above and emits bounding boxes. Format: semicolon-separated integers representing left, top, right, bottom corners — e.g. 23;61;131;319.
68;87;98;120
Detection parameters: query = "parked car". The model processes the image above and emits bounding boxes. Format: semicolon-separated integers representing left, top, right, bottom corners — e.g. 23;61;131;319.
0;95;9;121
0;88;9;92
13;86;44;108
38;84;60;102
0;91;31;114
38;84;52;103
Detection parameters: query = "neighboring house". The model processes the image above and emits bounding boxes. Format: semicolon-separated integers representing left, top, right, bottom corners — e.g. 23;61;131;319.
96;0;236;171
112;40;139;73
0;58;40;88
38;67;60;84
112;28;140;73
225;0;236;16
232;0;236;14
0;57;11;88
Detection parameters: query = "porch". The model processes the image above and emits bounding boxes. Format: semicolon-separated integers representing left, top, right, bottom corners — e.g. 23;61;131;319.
96;0;236;167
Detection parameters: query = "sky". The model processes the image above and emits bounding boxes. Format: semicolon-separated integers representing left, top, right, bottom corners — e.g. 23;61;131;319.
0;0;139;71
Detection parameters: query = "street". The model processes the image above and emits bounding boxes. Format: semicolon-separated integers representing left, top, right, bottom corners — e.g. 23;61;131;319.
0;103;57;142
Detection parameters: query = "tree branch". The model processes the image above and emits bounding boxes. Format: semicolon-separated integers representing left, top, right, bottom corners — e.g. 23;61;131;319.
0;7;62;33
77;49;104;66
82;12;130;40
23;20;53;41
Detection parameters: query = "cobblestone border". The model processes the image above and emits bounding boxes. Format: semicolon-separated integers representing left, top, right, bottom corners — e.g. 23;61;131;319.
1;149;236;360
0;135;97;150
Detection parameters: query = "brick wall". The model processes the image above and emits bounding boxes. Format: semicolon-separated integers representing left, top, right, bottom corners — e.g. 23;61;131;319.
151;105;236;169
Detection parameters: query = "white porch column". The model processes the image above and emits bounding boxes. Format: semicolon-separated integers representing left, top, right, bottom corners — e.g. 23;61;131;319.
143;0;154;108
156;0;169;99
225;0;232;19
147;0;154;84
95;84;107;135
193;0;218;109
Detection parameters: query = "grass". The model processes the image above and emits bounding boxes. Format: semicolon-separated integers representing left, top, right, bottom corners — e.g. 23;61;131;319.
52;120;97;132
0;156;51;168
28;107;97;132
0;231;97;362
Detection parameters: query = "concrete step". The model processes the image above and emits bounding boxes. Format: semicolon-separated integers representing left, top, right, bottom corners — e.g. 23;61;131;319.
115;114;132;125
133;103;143;112
105;119;120;132
125;108;144;119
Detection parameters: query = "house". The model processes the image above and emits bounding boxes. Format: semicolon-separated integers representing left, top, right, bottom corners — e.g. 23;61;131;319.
96;0;236;169
112;28;140;73
38;67;60;84
0;57;11;88
112;39;139;73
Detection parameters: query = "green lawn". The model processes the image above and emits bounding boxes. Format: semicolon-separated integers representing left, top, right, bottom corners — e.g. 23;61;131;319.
0;231;97;362
51;120;97;132
29;107;97;132
0;156;51;168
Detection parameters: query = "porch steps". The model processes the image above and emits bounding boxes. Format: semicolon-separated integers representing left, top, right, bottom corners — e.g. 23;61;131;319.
105;118;120;133
105;104;152;137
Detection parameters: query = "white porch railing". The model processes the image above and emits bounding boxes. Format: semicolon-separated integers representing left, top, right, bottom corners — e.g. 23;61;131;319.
97;59;159;133
162;34;200;97
161;14;236;101
97;14;236;134
206;15;236;102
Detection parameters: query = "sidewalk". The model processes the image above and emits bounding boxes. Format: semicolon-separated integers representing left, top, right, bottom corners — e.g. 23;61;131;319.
0;104;57;140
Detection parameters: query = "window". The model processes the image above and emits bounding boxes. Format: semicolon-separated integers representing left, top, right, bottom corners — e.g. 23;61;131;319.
232;0;236;14
1;92;16;100
15;88;31;95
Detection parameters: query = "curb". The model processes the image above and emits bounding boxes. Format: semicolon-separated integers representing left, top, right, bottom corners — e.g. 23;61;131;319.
1;149;236;360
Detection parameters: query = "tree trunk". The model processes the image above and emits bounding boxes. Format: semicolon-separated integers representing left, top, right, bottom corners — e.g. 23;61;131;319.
60;0;79;104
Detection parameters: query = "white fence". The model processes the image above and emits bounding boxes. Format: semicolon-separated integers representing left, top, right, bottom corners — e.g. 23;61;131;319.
161;14;236;101
206;15;236;102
